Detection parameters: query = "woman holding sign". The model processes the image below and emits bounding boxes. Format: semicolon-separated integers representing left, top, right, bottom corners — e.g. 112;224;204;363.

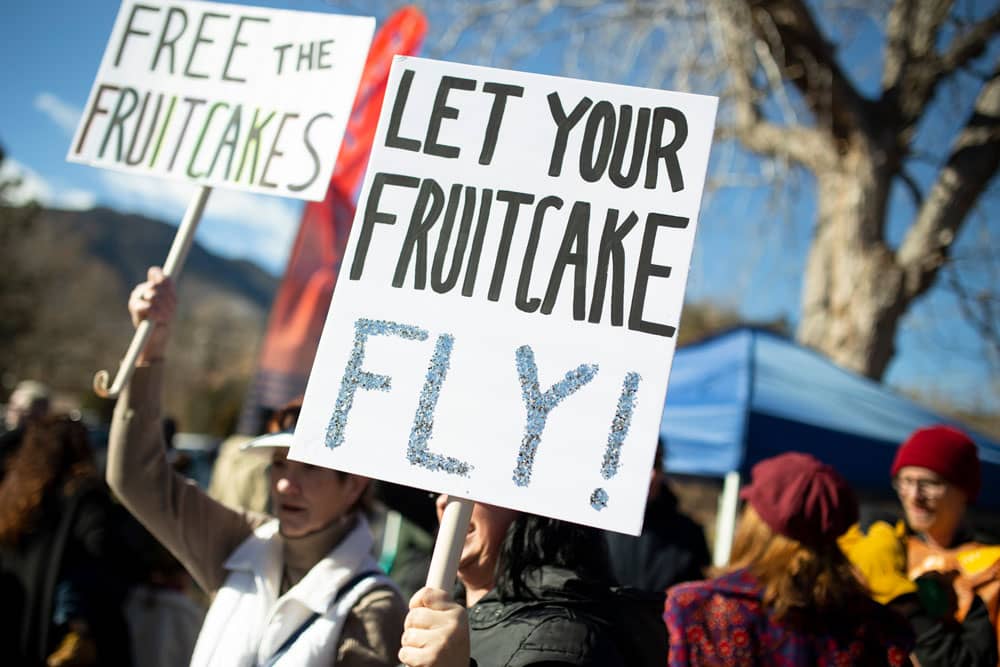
107;267;407;667
399;497;667;666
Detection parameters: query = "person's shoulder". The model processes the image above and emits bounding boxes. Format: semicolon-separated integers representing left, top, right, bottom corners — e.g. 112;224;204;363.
352;582;407;628
512;613;616;665
666;571;762;621
355;583;406;608
667;571;750;601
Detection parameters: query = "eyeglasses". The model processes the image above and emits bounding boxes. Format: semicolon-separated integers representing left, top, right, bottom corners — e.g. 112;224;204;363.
892;476;948;499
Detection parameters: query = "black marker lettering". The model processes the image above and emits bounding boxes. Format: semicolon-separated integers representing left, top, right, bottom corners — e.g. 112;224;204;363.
223;15;268;82
516;196;562;313
151;6;187;74
432;185;475;293
385;69;421;151
115;4;158;67
259;112;298;188
75;84;118;155
288;112;332;192
541;200;589;320
628;212;689;336
547;92;592;176
350;173;420;280
646;107;687;191
478;82;523;165
461;188;493;297
425;75;475;158
488;191;534;301
393;178;444;289
184;11;228;79
588;209;639;326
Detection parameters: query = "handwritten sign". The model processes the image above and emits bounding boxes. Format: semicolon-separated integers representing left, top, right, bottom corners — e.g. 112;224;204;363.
291;56;717;534
68;0;374;201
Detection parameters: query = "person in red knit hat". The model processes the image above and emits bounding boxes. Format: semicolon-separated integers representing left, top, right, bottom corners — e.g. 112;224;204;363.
842;425;999;667
890;424;982;550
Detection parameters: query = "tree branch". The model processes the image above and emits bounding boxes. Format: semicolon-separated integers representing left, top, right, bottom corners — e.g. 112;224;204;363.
881;2;1000;154
941;8;1000;74
882;0;951;95
745;0;872;144
898;167;925;210
944;265;1000;364
710;0;835;170
715;121;832;169
898;61;1000;299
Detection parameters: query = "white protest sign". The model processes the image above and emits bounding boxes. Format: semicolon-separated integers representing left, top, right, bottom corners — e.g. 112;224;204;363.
291;56;717;535
68;0;374;202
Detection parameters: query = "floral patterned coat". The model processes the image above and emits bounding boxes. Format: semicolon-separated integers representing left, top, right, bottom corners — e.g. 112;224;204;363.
664;569;914;666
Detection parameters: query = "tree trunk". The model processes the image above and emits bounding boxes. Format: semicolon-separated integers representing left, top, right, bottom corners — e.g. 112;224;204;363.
797;146;904;380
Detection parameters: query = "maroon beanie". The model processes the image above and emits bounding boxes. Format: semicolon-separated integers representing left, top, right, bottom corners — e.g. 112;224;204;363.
740;452;858;546
890;425;980;502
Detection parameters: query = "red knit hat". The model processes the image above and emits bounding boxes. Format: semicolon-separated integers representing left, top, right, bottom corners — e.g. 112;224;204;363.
890;425;980;502
740;452;858;547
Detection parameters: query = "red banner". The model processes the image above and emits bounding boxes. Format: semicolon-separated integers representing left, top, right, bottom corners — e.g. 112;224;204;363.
239;7;428;433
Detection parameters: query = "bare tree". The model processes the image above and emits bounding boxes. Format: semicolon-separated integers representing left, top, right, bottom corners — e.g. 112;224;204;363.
375;0;1000;380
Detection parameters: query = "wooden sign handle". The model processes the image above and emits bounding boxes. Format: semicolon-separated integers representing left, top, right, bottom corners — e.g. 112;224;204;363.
425;495;474;590
93;186;212;398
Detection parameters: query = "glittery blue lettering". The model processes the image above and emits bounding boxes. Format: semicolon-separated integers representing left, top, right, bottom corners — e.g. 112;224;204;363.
407;333;472;476
591;488;609;510
325;318;428;449
600;372;641;479
512;345;598;487
591;372;641;511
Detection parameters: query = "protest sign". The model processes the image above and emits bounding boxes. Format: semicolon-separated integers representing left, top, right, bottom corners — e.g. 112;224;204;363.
69;0;375;202
290;56;717;535
73;0;376;398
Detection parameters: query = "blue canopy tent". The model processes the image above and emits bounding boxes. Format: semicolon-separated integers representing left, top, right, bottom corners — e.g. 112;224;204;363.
658;327;1000;563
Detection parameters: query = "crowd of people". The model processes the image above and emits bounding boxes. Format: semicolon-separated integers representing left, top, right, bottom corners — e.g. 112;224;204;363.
1;266;998;666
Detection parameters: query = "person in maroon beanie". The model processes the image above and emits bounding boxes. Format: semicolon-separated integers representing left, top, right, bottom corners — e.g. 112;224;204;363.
664;451;914;666
844;425;999;667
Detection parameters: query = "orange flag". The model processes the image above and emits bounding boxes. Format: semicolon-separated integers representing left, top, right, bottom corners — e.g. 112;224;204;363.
239;7;428;433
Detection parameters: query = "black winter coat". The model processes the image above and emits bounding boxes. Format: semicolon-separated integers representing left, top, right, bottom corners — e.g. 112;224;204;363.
467;566;667;667
0;478;133;666
604;483;710;593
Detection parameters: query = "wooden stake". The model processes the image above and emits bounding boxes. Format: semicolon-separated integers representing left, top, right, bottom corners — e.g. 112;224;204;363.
425;495;474;590
93;185;212;398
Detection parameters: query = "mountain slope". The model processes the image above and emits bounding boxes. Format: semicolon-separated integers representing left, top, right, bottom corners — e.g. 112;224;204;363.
2;205;283;433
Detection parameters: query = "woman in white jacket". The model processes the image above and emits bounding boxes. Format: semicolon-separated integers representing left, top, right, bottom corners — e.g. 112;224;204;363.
107;267;406;666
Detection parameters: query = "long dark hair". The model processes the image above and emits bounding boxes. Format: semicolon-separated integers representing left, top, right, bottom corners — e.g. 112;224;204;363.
493;514;612;601
0;416;97;545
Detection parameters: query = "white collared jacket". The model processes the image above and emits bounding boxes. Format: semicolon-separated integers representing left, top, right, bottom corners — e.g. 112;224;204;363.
189;515;394;667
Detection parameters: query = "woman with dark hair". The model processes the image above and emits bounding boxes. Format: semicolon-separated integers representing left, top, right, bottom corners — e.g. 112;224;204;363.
663;452;915;666
398;497;667;667
0;416;132;666
107;267;406;667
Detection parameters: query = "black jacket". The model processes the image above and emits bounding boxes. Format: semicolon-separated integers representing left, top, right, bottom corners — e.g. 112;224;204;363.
467;566;667;667
604;482;710;592
0;478;133;666
861;512;999;667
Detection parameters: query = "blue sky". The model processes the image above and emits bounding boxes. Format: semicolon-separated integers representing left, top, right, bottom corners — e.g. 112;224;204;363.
2;2;997;413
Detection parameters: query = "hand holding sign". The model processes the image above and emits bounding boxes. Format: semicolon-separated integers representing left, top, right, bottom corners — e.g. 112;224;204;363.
127;267;176;362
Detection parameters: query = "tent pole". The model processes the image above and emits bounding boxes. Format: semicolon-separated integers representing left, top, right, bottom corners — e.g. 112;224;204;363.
713;470;741;567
